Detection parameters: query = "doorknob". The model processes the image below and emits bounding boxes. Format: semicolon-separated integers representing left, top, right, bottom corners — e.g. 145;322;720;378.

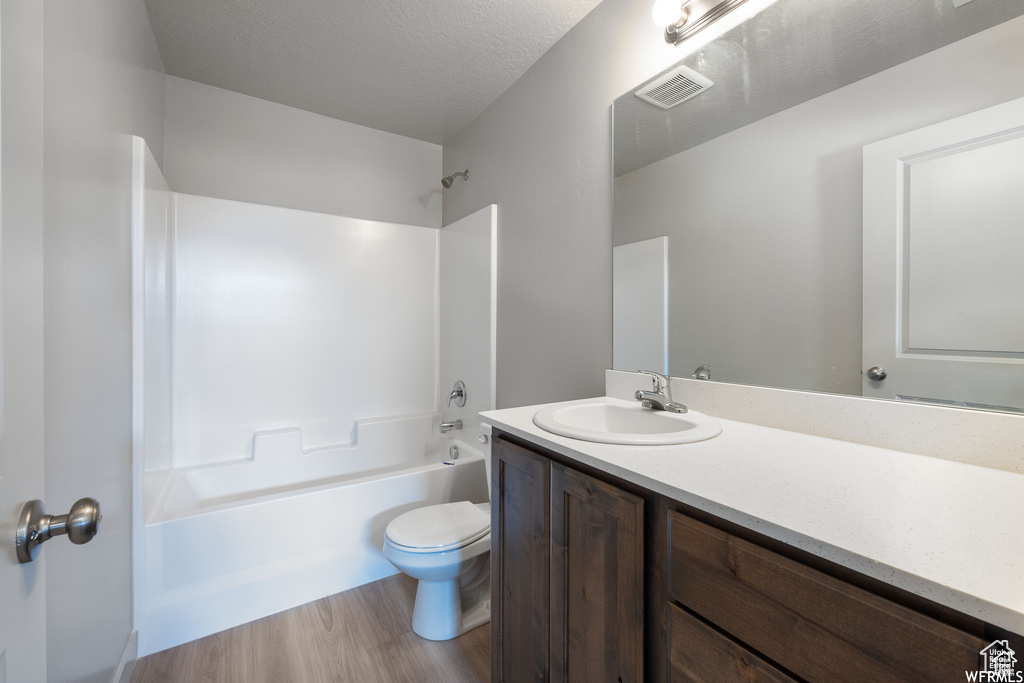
866;366;888;381
16;497;101;564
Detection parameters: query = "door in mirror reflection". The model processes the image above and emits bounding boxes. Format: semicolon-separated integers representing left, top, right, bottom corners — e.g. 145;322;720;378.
862;96;1024;413
613;237;668;375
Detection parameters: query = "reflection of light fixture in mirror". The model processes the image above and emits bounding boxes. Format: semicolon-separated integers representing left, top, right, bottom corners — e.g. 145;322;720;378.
653;0;752;46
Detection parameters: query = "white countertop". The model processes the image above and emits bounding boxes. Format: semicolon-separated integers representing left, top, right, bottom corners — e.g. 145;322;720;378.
481;397;1024;635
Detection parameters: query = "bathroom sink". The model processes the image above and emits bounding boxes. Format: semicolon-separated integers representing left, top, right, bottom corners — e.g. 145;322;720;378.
532;397;722;445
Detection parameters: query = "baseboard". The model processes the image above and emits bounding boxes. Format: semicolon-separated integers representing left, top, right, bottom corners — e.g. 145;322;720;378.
112;630;138;683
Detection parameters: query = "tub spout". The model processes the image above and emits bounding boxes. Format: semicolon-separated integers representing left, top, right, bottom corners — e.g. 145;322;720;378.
440;419;463;434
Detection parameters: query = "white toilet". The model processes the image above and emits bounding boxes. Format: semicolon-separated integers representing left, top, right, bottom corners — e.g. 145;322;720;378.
383;499;491;640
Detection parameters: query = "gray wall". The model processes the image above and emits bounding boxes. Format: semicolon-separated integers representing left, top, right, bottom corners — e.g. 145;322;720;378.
440;0;684;409
164;76;443;227
614;17;1024;396
42;0;167;680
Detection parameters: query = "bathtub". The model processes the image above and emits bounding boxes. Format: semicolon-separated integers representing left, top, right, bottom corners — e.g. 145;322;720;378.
136;412;490;656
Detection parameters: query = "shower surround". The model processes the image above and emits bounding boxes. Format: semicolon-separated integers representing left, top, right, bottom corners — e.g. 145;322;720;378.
130;138;497;655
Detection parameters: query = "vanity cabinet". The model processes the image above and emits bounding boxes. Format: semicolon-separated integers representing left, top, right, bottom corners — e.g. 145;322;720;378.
550;460;644;683
491;436;550;683
492;430;1020;683
491;436;644;683
666;511;985;683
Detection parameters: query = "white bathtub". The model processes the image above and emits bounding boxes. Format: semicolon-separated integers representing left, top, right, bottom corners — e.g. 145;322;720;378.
130;153;499;656
136;413;490;656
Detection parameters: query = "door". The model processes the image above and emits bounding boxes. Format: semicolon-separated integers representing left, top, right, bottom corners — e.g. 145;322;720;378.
0;0;48;680
863;96;1024;412
613;237;668;374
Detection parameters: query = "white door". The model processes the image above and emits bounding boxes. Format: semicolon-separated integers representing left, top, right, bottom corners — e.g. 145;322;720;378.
863;96;1024;412
0;1;48;680
613;237;668;374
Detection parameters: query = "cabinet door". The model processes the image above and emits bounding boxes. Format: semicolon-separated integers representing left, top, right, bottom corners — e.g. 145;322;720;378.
667;511;986;683
492;437;551;683
550;462;644;683
668;604;797;683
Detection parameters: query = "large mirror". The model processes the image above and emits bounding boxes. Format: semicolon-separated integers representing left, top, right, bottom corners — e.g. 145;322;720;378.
613;0;1024;413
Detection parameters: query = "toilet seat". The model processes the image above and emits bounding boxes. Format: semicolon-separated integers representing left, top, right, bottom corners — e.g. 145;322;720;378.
385;501;490;554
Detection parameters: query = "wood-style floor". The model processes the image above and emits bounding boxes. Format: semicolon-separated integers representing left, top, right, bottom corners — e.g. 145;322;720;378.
131;574;490;683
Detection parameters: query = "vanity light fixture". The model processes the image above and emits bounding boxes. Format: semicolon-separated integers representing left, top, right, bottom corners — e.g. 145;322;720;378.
653;0;752;46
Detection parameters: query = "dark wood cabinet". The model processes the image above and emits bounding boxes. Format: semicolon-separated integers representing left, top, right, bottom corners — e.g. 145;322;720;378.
491;431;1019;683
550;461;644;683
667;604;797;683
667;511;986;683
491;436;550;683
492;436;645;683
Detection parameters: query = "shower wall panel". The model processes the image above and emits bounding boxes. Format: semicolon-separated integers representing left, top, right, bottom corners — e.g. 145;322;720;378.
169;195;439;468
439;205;498;438
137;140;174;473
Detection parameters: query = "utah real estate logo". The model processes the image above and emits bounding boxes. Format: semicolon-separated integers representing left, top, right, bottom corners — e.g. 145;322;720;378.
966;640;1022;682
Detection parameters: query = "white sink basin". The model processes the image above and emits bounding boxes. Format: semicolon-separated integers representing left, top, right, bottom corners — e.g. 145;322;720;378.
532;397;722;445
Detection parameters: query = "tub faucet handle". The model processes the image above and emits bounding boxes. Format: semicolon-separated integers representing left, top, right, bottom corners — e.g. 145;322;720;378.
447;380;466;408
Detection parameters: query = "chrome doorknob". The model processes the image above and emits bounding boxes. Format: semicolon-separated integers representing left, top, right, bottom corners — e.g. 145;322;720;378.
16;497;101;564
866;366;888;381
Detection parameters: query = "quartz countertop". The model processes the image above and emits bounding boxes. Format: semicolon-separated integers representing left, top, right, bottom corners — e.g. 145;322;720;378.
481;397;1024;635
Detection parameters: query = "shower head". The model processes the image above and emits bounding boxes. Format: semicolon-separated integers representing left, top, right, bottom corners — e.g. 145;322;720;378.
441;170;469;188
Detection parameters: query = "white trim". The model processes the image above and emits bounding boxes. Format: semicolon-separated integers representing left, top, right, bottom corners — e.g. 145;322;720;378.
112;631;138;683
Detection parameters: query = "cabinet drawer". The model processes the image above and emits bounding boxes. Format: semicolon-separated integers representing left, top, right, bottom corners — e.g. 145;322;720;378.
669;603;797;683
668;511;985;683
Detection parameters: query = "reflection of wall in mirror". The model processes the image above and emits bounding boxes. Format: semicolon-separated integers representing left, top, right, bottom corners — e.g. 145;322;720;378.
613;15;1024;396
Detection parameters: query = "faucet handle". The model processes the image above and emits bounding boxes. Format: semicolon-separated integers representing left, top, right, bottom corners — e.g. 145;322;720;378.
447;380;466;408
637;370;670;393
692;364;711;380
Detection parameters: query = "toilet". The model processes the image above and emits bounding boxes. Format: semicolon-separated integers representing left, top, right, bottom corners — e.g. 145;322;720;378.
383;499;491;641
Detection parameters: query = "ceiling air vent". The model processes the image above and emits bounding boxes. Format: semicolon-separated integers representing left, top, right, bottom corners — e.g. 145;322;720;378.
635;65;713;109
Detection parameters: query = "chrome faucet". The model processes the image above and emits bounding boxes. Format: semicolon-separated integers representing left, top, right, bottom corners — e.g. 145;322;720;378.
692;364;711;380
440;419;463;434
447;380;466;408
634;371;688;413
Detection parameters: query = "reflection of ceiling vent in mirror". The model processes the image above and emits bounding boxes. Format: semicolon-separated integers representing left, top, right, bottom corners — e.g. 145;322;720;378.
634;65;713;109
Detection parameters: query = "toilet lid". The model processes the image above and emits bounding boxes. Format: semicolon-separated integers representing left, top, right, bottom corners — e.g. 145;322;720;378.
385;501;490;551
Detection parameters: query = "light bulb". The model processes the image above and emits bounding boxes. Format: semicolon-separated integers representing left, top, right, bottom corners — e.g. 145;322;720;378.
652;0;683;26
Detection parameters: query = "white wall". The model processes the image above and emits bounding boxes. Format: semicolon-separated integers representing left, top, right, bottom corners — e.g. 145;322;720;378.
42;0;167;681
163;77;443;228
440;0;686;409
439;205;498;439
169;195;439;467
614;17;1024;396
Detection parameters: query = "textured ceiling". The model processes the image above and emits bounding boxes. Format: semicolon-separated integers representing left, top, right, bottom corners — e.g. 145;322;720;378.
614;0;1024;176
144;0;603;144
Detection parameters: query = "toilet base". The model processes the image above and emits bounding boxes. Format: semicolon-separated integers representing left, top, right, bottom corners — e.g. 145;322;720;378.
410;556;490;641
